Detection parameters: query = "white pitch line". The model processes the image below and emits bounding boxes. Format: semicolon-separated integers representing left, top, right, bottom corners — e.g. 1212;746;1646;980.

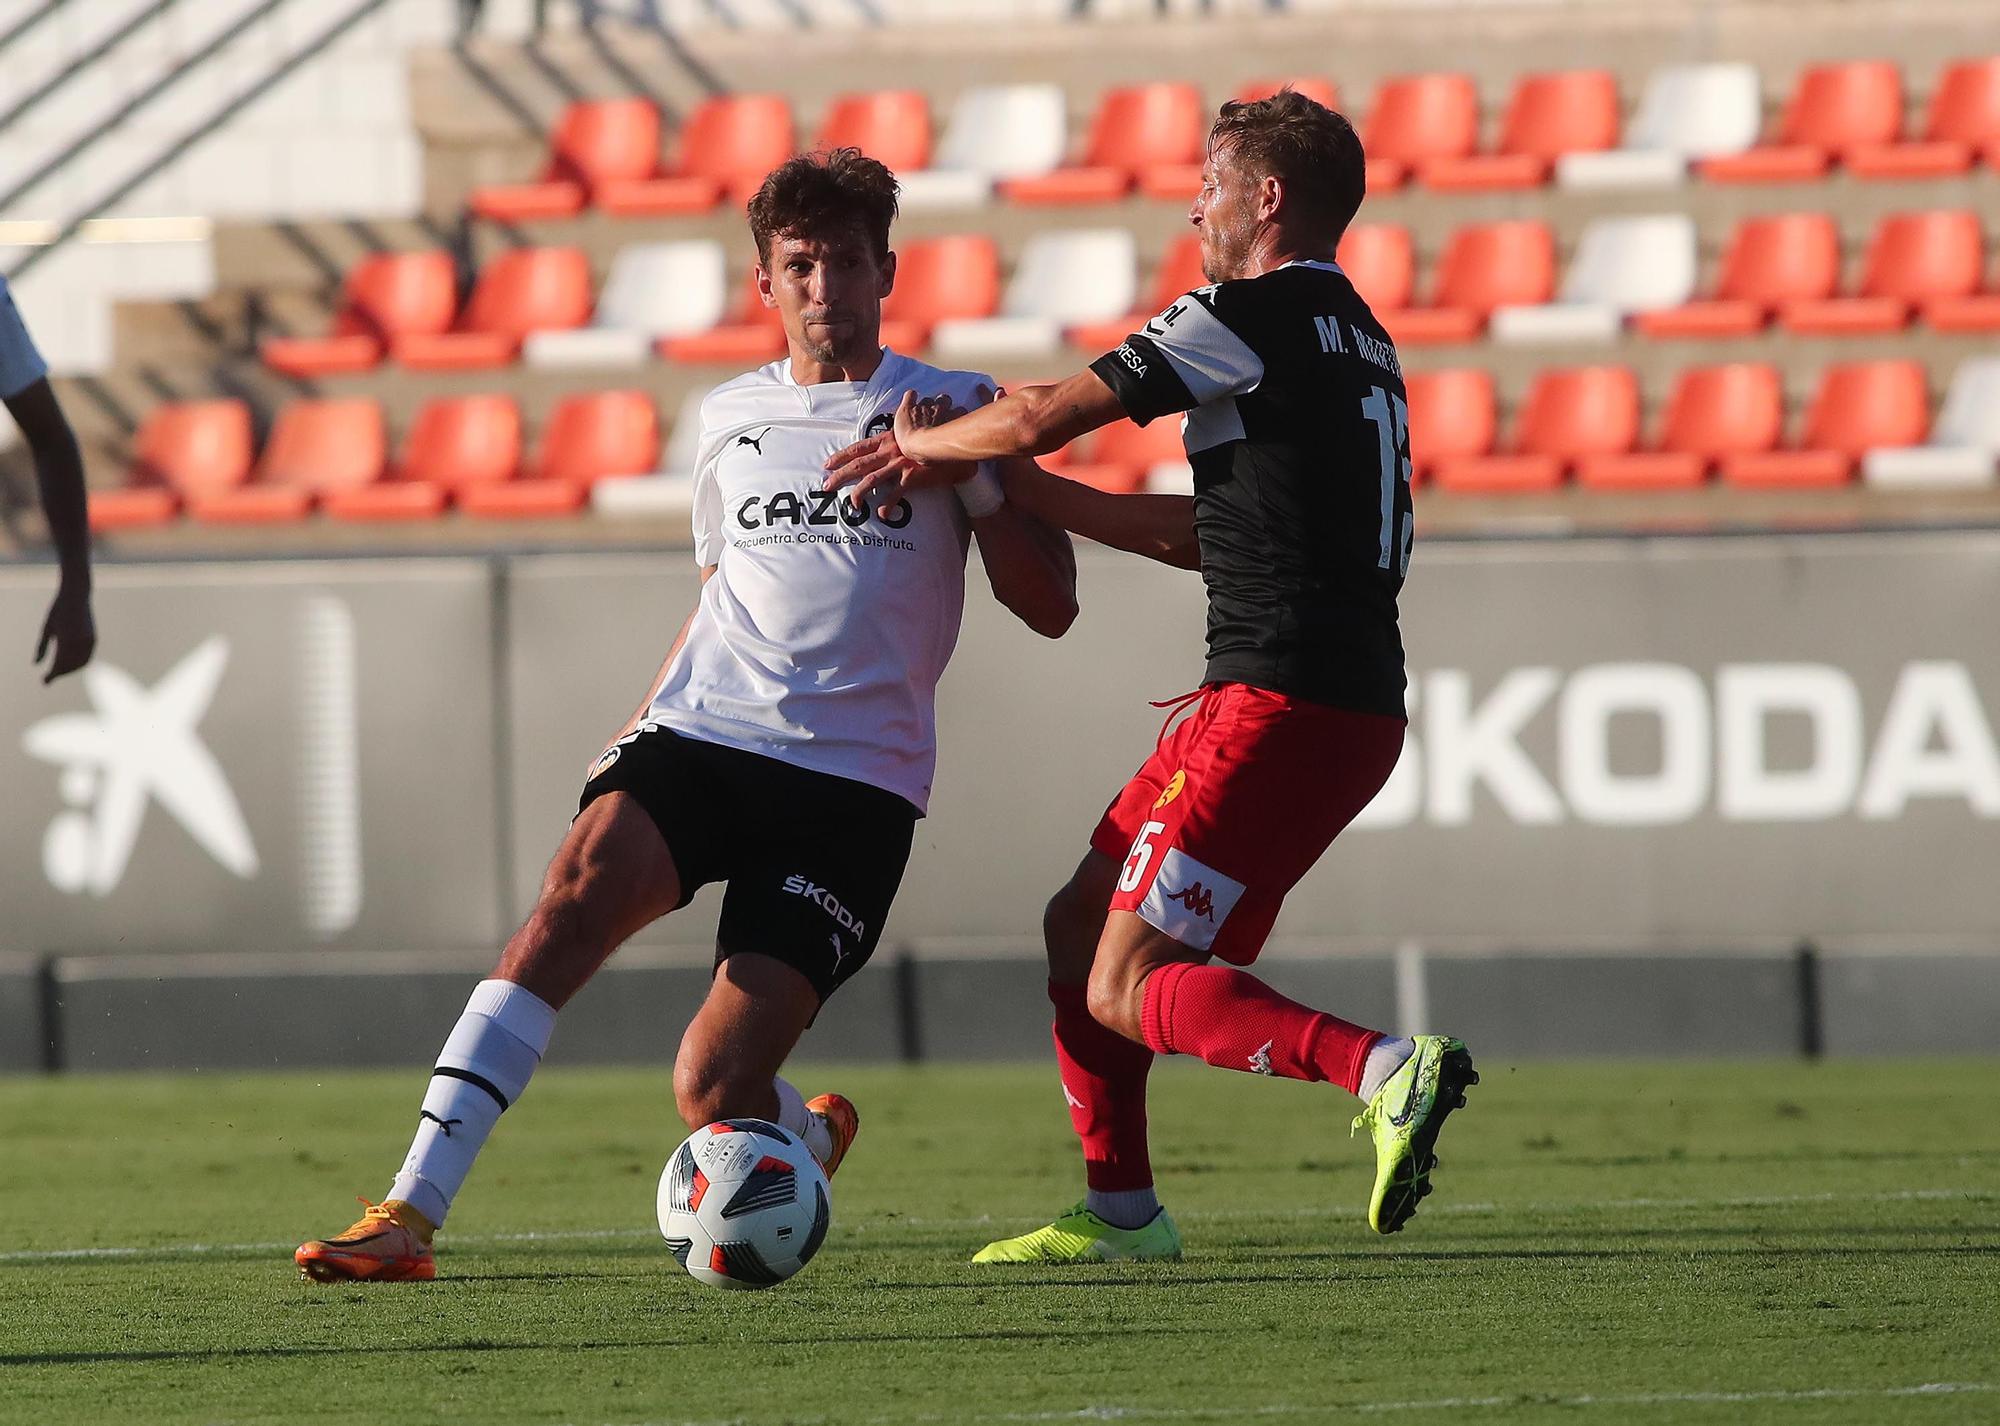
1;1187;1991;1266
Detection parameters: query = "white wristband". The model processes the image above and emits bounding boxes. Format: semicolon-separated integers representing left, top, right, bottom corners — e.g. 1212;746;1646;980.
956;465;1005;518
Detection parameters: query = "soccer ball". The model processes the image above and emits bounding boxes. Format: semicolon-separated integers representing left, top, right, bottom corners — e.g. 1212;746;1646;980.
656;1118;831;1290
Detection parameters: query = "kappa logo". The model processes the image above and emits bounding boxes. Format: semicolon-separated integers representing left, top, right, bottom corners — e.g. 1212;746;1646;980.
736;427;773;455
23;637;259;897
1158;880;1216;922
1062;1081;1086;1110
1247;1040;1274;1076
783;873;867;940
1152;769;1186;811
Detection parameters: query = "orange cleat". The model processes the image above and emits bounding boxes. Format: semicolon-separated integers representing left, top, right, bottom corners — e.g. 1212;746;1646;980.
804;1093;859;1178
295;1198;437;1282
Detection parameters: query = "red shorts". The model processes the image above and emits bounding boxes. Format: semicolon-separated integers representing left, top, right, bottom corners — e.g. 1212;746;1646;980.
1090;682;1405;965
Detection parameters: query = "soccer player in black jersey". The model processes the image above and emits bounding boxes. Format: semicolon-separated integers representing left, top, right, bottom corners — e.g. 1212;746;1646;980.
825;89;1476;1259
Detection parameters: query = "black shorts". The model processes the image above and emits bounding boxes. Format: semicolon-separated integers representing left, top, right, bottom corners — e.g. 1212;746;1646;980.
577;725;917;1002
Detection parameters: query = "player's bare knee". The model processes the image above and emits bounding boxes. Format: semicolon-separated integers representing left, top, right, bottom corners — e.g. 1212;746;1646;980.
672;1048;752;1130
1084;958;1143;1033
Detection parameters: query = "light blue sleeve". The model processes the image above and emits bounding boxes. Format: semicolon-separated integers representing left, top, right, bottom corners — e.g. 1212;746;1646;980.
0;273;50;399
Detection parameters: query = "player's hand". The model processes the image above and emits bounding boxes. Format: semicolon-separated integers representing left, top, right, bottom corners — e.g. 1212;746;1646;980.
824;388;986;517
34;577;94;685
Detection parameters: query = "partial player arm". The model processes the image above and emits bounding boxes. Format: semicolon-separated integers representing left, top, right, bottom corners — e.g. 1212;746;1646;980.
999;458;1199;572
967;477;1078;638
594;564;715;769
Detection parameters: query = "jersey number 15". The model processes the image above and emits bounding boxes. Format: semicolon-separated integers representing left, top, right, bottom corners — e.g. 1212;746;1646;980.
1361;385;1413;577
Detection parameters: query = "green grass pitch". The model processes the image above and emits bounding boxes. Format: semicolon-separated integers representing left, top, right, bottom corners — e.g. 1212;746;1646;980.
1;1058;1995;1425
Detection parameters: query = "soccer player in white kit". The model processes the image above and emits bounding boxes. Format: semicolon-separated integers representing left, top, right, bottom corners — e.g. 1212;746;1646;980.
296;149;1078;1283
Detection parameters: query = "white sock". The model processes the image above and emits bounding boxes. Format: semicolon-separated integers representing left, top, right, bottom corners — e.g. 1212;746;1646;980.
1358;1035;1416;1102
388;979;557;1229
774;1075;834;1164
1086;1186;1160;1230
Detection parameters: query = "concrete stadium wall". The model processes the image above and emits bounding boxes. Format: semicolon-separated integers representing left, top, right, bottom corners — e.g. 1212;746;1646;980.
2;529;1997;1069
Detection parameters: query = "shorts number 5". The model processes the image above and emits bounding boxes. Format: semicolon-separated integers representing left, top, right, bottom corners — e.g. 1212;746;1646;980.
1118;819;1168;895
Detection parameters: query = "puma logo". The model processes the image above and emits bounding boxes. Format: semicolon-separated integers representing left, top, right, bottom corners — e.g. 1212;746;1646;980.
737;427;773;455
420;1110;464;1137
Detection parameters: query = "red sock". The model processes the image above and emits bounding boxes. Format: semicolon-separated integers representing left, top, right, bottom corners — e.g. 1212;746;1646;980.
1049;980;1155;1191
1139;961;1381;1095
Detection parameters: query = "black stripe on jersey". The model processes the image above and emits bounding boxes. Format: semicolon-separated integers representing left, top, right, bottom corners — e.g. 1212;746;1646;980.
1091;335;1196;427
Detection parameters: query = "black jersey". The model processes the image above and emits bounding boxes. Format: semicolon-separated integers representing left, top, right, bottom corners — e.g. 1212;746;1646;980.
1089;259;1412;719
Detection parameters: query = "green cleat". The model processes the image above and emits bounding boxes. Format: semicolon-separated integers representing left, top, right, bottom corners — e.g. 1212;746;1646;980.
972;1203;1183;1264
1351;1034;1478;1235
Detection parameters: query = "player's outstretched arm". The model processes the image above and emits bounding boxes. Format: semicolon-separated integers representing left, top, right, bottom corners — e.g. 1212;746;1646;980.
967;485;1078;639
1000;458;1199;572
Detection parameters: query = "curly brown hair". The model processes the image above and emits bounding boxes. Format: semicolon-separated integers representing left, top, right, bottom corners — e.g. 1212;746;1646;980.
1208;88;1366;240
747;147;901;265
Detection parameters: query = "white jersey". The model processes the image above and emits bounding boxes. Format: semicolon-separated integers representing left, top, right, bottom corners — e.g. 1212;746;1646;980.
641;348;995;813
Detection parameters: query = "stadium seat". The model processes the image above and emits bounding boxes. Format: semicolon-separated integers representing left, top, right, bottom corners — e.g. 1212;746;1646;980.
1491;214;1697;342
1424;70;1619;190
1433;366;1638;493
596;387;712;520
1360;72;1479;191
880;235;1002;352
1848;58;2000;178
1701;61;1903;182
661;268;787;364
1863;357;2000;488
898;84;1067;209
1781;210;1983;335
393;247;592;369
1383;221;1555;344
1578;364;1782;489
1234;77;1340;109
90;400;255;530
814;90;932;173
190;399;385;521
597;94;795;216
932;229;1136;360
1558;63;1761;188
524;241;728;368
1002;83;1206;204
325;395;522;521
463;391;659;517
1723;360;1928;487
1068;233;1204;351
1636;213;1841;339
1404;369;1496;481
261;250;457;377
468;98;661;222
1059;417;1185;494
1336;224;1415;314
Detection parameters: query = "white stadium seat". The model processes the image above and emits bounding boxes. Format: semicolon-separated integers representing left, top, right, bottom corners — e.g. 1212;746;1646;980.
1558;63;1762;189
899;84;1067;210
525;242;728;369
595;386;713;520
1863;359;2000;490
1489;214;1697;343
932;228;1137;359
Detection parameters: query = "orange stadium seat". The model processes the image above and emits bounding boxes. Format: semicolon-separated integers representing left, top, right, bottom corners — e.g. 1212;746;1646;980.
1383;220;1555;344
815;90;932;173
1404;369;1496;483
1579;364;1783;490
1234;77;1340;109
89;400;255;530
1055;418;1181;494
1781;210;1983;334
1701;60;1903;182
1336;224;1415;314
1849;58;2000;178
1434;366;1638;493
1068;234;1204;351
661;268;786;364
1424;70;1620;190
1635;213;1840;338
262;251;458;377
1927;246;2000;332
598;94;795;216
393;247;591;369
469;98;662;221
1002;83;1206;204
880;235;1001;352
325;396;523;521
189;399;385;522
1360;72;1479;192
1722;360;1929;487
463;391;659;517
